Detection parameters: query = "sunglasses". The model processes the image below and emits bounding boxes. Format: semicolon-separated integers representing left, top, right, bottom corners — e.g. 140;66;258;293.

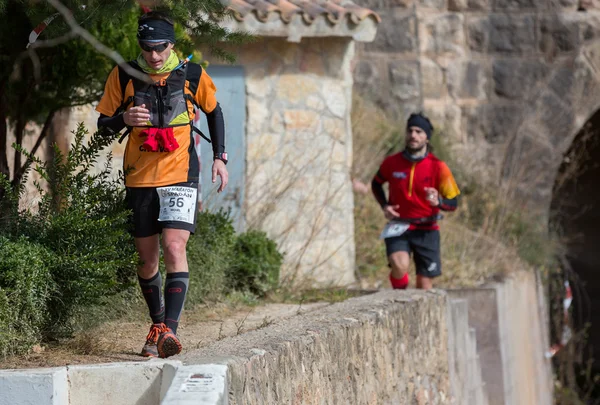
139;42;170;53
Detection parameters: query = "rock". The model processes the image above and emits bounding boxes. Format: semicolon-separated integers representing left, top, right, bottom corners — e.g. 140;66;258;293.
246;96;268;134
283;110;320;131
447;60;488;100
467;17;489;53
321;79;348;118
548;0;578;7
539;14;600;58
488;15;537;54
463;104;524;144
354;60;380;89
448;0;490;11
387;0;416;7
388;60;421;101
493;0;537;10
357;0;415;7
531;90;576;149
366;11;418;53
276;74;320;105
539;15;580;55
421;58;445;99
444;103;465;143
493;60;549;100
417;0;446;9
419;13;466;56
502;130;559;202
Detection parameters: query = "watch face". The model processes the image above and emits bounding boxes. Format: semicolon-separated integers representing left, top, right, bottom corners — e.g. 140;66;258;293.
222;153;228;160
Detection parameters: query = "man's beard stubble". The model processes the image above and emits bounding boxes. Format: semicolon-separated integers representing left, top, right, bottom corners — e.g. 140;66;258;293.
404;143;427;156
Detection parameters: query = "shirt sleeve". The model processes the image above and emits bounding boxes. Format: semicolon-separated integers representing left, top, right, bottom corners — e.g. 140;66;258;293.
373;157;390;184
438;161;460;200
95;67;123;117
194;70;218;114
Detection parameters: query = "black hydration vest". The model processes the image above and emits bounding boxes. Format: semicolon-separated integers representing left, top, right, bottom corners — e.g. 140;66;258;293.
116;61;210;143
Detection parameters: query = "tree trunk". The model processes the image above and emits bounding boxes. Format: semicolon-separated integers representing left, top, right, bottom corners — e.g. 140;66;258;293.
0;81;9;180
11;109;57;189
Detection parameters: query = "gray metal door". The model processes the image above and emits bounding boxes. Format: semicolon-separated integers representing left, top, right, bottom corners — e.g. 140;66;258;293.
192;65;246;231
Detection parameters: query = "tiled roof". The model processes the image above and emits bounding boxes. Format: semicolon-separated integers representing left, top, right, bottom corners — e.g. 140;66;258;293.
226;0;381;25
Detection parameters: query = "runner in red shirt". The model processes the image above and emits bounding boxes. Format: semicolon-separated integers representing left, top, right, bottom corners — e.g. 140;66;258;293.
371;113;460;290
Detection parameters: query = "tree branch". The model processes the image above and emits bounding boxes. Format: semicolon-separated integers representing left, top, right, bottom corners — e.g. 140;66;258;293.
31;109;57;159
45;0;152;83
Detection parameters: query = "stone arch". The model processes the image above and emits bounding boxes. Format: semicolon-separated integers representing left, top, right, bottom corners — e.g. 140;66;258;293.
501;40;600;216
548;96;600;370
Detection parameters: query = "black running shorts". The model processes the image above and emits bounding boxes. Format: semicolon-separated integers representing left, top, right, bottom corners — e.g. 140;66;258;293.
385;229;442;278
125;182;199;238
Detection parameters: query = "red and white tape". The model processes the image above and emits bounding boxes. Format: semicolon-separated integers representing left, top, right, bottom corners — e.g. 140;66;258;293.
545;280;573;358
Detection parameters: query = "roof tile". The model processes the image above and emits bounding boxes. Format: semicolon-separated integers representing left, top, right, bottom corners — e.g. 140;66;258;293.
226;0;380;25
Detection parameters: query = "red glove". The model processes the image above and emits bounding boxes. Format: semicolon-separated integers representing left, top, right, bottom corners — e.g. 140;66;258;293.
140;128;159;152
156;127;179;152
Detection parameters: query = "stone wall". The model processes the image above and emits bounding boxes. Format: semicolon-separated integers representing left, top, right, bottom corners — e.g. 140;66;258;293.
237;37;356;287
180;270;552;405
185;290;455;404
353;0;600;211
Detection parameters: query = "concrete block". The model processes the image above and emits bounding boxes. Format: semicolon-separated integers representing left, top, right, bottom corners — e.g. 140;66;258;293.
159;362;180;402
68;362;171;405
448;288;505;405
0;368;68;405
161;364;228;405
448;299;470;405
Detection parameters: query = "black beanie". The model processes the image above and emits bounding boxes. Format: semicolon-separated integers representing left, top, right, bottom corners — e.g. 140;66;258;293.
406;113;433;140
137;16;176;43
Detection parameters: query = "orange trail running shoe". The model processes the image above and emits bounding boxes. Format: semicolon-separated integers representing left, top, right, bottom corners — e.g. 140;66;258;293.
157;326;182;358
141;323;166;358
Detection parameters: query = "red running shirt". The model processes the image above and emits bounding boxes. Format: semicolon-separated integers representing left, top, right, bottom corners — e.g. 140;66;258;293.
374;152;460;230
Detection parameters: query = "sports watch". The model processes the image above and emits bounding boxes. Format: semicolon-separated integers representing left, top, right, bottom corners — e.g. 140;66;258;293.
214;152;228;165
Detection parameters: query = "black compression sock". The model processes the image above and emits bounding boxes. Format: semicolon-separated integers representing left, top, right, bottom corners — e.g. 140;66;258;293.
138;272;165;324
164;272;189;334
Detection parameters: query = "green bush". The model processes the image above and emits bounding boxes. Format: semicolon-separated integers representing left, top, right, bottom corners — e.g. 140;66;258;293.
185;210;236;304
1;124;138;338
186;211;283;302
228;230;282;297
0;236;55;356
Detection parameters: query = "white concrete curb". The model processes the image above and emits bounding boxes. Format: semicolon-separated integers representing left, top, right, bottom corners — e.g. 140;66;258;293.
0;367;68;405
0;360;182;405
161;364;228;405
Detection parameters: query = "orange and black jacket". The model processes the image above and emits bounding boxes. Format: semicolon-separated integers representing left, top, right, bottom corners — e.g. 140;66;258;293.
371;151;460;230
96;62;224;188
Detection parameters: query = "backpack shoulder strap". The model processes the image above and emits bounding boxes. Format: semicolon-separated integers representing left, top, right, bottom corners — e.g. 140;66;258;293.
116;61;143;110
185;63;211;143
186;62;203;96
115;62;142;144
184;63;204;110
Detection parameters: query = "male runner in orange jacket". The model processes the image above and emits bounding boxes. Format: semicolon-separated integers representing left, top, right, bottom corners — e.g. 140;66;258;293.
97;11;228;358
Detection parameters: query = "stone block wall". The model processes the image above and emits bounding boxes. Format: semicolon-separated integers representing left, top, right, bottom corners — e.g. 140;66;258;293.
185;290;455;404
353;0;600;210
181;270;551;405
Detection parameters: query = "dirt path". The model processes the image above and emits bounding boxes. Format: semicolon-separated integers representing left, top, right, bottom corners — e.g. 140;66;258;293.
0;302;330;370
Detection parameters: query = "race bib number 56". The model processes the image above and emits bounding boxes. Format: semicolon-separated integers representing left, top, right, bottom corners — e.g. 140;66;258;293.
157;186;198;224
